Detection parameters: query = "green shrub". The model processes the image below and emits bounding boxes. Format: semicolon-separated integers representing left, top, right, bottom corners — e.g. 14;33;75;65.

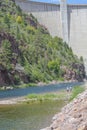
14;75;21;85
26;25;36;34
16;16;22;23
70;86;85;101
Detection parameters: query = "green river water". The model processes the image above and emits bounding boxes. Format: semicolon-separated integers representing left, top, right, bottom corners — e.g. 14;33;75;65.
0;100;66;130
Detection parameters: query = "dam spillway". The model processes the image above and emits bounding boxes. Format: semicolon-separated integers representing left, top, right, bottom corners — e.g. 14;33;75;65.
15;0;87;71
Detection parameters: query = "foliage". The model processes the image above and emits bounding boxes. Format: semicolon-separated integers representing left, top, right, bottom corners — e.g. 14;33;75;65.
26;92;67;101
48;60;60;76
0;40;13;70
16;16;22;24
26;25;36;34
70;86;85;101
14;74;21;85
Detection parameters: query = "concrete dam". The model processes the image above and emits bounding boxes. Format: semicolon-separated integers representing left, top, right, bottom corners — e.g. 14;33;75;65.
15;0;87;70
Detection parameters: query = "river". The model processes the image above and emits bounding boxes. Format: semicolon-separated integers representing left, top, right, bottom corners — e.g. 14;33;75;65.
0;82;83;99
0;82;84;130
0;100;66;130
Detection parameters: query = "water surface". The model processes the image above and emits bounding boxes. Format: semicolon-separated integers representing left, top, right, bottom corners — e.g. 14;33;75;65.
0;82;83;99
0;82;84;130
0;100;66;130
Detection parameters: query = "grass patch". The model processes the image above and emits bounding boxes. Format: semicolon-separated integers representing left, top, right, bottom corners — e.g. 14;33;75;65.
26;91;68;103
27;93;58;100
70;86;85;101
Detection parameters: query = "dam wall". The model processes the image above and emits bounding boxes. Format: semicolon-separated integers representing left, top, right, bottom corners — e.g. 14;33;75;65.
15;0;87;68
15;0;62;38
67;5;87;59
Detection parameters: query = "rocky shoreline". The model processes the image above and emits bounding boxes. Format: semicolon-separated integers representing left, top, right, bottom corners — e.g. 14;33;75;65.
41;89;87;130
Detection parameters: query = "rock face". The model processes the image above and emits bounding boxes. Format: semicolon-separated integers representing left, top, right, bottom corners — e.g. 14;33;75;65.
0;32;30;86
0;64;11;86
41;90;87;130
63;63;86;82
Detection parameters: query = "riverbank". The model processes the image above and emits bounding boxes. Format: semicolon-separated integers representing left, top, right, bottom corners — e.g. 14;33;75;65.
0;97;26;104
0;80;80;90
0;91;69;105
41;89;87;130
0;85;85;105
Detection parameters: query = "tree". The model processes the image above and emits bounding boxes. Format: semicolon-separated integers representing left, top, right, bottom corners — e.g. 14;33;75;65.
1;40;12;70
48;60;60;76
4;15;10;29
16;16;22;23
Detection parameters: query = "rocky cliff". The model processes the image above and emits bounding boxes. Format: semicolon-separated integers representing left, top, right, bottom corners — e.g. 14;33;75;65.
41;89;87;130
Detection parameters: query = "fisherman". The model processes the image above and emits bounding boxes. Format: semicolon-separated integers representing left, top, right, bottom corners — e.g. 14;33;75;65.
66;87;69;92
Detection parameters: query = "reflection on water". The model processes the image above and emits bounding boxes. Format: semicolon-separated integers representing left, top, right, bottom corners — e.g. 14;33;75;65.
0;100;66;130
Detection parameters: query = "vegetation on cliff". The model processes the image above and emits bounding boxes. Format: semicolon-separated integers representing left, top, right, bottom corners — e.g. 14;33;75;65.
0;0;85;87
